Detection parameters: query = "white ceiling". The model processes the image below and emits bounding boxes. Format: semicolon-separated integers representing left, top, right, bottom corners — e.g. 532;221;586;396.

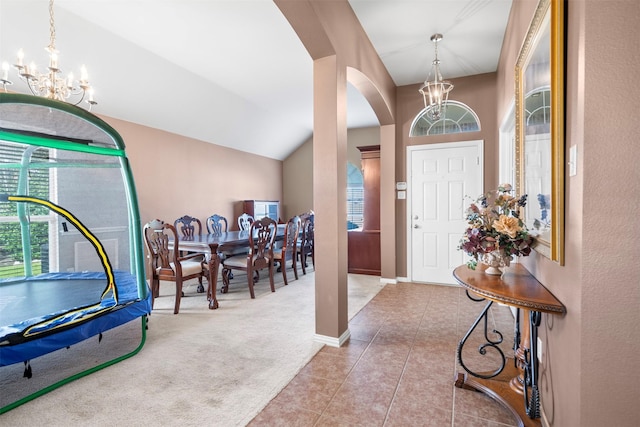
0;0;513;160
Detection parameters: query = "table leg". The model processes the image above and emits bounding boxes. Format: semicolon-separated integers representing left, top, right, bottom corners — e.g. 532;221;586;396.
207;252;220;309
510;308;530;394
455;291;542;426
524;311;542;418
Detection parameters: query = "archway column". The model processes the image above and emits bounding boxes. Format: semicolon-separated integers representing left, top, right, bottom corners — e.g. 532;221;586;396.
380;123;396;282
312;55;350;346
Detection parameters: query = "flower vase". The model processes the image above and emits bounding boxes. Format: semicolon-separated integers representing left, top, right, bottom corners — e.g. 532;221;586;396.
482;251;511;275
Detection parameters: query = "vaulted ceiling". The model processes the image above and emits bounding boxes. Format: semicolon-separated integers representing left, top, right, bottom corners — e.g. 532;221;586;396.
0;0;513;160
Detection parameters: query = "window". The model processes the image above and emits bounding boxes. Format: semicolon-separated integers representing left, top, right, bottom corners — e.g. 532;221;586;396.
525;87;551;132
409;100;480;136
346;162;363;229
0;142;53;278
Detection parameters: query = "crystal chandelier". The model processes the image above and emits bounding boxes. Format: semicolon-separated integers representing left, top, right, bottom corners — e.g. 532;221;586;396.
419;33;453;120
0;0;96;109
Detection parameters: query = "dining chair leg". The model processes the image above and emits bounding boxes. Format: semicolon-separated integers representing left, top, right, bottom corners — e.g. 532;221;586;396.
299;252;307;275
291;250;299;280
268;262;275;292
281;260;288;286
151;278;159;309
247;267;256;299
221;267;231;294
196;275;205;293
174;278;183;314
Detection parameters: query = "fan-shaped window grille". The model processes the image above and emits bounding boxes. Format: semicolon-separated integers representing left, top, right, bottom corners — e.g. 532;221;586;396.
409;101;480;136
525;87;551;134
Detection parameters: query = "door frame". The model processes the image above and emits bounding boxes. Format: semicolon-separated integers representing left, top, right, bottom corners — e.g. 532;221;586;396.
406;140;484;283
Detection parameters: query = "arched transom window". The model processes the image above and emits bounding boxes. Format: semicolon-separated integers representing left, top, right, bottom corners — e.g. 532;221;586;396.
409;100;481;137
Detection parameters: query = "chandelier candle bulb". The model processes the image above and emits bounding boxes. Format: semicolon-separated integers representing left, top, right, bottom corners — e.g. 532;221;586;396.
16;49;24;67
49;52;58;69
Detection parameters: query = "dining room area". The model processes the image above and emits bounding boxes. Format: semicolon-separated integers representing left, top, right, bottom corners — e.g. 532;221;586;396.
143;208;315;313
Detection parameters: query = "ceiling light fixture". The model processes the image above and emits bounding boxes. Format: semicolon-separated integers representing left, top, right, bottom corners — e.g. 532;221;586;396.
419;33;453;120
0;0;96;109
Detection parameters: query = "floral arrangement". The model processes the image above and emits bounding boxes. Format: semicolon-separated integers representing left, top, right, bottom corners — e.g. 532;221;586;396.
458;183;534;270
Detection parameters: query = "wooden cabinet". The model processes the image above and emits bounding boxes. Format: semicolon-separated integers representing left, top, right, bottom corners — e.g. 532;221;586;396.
348;145;381;275
242;200;280;223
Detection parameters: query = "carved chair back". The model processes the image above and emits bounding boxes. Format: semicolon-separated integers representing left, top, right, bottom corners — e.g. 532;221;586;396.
237;213;254;231
206;214;228;235
249;216;277;269
174;215;202;239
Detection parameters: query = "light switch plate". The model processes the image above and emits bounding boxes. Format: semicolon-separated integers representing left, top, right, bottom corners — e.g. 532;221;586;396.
397;190;406;199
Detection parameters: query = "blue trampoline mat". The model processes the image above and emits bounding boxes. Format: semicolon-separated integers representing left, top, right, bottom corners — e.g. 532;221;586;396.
0;271;151;366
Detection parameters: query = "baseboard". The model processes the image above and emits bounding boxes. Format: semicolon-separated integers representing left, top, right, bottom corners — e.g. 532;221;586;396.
314;329;351;348
396;276;410;282
380;277;397;285
541;404;550;427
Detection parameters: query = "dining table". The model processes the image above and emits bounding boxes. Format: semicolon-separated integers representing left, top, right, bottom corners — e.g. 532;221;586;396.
174;225;285;310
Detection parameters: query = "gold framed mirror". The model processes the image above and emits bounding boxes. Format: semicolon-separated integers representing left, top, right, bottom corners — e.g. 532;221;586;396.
515;0;565;264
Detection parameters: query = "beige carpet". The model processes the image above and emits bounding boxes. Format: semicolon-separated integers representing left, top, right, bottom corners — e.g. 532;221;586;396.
0;270;385;426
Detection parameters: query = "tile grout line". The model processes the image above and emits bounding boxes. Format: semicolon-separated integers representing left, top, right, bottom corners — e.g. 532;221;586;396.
381;286;433;426
311;310;386;426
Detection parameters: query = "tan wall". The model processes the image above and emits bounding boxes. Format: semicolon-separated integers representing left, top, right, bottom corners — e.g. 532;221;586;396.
100;116;283;231
579;2;639;424
282;135;313;220
495;1;640;425
282;127;381;221
395;72;499;277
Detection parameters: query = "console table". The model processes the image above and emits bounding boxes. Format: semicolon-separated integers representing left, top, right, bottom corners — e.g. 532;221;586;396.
453;263;565;427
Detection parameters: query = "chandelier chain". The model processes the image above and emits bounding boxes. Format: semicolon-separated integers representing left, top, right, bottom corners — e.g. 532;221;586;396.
48;0;56;52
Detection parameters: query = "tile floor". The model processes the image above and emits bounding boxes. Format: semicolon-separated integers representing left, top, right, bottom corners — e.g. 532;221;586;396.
249;282;519;427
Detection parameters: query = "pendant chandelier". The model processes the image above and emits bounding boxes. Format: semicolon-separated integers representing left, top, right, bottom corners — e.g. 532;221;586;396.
419;33;453;120
0;0;97;109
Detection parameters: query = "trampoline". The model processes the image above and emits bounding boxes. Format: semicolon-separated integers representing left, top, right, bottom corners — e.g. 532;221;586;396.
0;93;151;413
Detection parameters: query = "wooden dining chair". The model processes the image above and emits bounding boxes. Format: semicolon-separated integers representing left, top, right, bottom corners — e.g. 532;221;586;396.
297;214;315;275
173;215;202;257
206;214;228;235
221;217;277;299
237;213;254;231
143;219;206;314
206;214;245;280
174;215;202;238
273;216;301;286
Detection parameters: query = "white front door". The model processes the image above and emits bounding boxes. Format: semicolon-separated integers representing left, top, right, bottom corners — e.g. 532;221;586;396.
408;141;483;284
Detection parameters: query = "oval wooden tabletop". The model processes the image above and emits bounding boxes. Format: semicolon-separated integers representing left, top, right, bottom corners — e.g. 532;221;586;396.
453;263;566;315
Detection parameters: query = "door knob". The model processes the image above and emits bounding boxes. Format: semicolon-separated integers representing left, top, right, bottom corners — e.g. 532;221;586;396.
414;224;419;229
